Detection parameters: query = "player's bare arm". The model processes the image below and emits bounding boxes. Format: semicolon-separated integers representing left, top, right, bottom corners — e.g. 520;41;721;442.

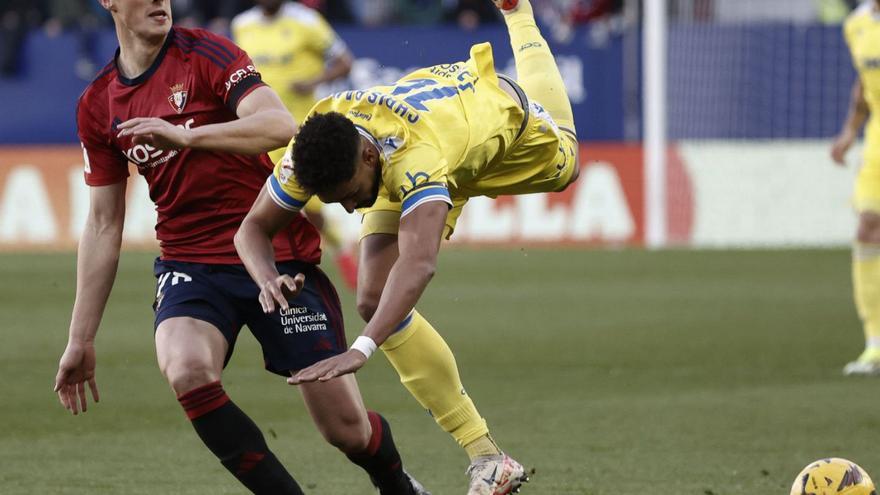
54;181;127;415
234;187;305;314
832;78;869;166
291;50;353;95
117;86;295;155
290;200;447;384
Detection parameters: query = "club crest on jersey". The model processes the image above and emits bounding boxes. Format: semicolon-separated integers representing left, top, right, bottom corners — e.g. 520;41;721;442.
279;152;294;184
168;83;188;114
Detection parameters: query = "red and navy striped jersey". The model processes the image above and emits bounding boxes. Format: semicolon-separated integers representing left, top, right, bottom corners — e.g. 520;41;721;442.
77;27;320;265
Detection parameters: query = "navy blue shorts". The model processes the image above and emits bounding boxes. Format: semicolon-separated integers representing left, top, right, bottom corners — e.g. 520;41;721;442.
153;258;346;376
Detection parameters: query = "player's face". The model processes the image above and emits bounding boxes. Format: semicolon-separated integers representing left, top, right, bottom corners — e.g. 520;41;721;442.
318;144;381;213
104;0;172;41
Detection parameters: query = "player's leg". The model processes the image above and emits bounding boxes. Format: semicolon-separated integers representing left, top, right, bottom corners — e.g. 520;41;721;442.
846;161;880;376
297;375;428;494
155;318;303;495
359;205;528;494
847;212;880;375
154;262;303;494
245;261;426;493
495;0;575;138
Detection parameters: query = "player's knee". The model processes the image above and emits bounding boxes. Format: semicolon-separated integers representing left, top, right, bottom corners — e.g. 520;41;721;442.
162;358;220;396
857;213;880;244
320;416;371;454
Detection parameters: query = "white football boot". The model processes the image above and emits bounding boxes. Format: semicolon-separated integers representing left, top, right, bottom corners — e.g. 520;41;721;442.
466;454;529;495
373;470;431;495
843;348;880;376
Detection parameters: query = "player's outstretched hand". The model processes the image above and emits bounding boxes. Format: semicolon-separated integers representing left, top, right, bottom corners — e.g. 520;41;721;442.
831;128;856;166
288;350;367;384
259;273;306;313
117;117;191;150
54;342;100;415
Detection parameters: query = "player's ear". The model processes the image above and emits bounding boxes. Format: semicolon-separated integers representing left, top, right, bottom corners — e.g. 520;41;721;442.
361;139;378;169
99;0;115;13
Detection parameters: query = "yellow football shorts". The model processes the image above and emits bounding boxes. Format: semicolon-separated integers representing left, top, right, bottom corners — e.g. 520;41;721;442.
359;101;578;241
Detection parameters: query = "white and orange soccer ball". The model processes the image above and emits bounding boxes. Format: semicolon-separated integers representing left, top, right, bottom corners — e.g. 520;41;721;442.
791;458;876;495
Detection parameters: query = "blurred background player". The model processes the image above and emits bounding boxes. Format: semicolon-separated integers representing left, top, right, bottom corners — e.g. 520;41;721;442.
831;0;880;376
236;0;577;493
232;0;358;290
52;0;426;493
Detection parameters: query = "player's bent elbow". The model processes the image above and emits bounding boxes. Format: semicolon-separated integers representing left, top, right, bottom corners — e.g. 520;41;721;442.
356;296;379;322
233;220;260;259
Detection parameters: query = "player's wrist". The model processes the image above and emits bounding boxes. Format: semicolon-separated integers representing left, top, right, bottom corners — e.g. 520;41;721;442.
350;336;377;359
181;126;198;149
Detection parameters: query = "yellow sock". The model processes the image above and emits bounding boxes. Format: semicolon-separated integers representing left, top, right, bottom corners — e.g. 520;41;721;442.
854;243;880;349
380;311;496;455
464;434;502;460
502;0;576;134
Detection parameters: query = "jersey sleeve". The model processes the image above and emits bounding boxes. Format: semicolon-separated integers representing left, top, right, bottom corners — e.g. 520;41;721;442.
191;30;266;112
77;96;128;186
267;142;311;212
387;143;453;218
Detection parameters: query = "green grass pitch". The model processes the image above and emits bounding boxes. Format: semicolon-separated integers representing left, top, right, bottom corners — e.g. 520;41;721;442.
1;248;877;494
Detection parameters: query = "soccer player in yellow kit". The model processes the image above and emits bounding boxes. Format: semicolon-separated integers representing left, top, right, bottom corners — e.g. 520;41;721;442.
232;0;359;289
235;1;578;493
832;0;880;376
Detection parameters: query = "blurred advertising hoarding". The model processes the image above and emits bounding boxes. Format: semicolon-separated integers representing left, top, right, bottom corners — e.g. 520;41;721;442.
0;143;648;249
0;142;858;250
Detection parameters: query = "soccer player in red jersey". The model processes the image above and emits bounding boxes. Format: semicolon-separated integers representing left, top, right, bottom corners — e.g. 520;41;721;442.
52;1;427;494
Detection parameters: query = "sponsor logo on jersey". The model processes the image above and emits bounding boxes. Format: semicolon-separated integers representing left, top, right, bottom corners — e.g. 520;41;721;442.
863;57;880;70
167;83;188;114
225;65;259;92
123;118;195;169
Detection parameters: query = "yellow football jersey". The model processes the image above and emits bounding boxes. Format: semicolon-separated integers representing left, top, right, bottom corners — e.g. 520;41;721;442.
266;42;577;222
845;2;880;161
231;2;348;123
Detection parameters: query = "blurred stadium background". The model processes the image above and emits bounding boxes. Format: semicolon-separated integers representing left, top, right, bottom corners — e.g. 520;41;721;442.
2;0;878;494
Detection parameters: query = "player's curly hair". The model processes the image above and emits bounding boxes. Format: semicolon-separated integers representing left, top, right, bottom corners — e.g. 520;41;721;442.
292;112;360;194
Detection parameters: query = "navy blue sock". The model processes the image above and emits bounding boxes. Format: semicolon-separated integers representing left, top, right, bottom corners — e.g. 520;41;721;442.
178;381;303;495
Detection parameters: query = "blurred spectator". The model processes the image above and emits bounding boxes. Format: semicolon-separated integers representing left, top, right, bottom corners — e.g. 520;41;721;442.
817;0;859;24
444;0;500;30
175;0;248;33
569;0;623;24
0;0;45;77
395;0;445;24
44;0;104;80
298;0;355;22
348;0;397;26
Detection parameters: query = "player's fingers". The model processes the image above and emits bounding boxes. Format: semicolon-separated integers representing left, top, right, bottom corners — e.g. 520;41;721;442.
53;370;66;393
57;387;70;411
293;273;305;292
282;275;303;297
291;369;316;384
259;291;273;313
318;369;339;382
271;284;289;310
77;382;88;413
88;378;100;403
67;386;79;415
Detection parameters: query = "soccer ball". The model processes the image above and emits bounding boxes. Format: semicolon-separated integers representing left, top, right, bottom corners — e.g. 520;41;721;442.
791;458;876;495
